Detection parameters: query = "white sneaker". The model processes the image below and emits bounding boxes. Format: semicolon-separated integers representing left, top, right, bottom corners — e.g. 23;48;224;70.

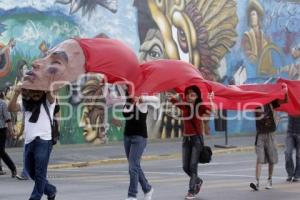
144;188;154;200
266;179;272;189
125;198;137;200
185;192;196;199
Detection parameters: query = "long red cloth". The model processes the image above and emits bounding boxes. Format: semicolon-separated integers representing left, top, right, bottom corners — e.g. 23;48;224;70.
206;81;287;110
76;38;141;85
76;39;299;115
135;60;300;115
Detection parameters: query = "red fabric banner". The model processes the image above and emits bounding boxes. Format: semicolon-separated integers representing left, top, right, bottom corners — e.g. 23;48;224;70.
135;59;207;95
134;59;299;114
76;38;141;85
74;38;299;115
208;81;286;110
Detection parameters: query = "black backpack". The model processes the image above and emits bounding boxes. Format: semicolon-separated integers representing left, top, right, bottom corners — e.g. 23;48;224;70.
199;146;212;164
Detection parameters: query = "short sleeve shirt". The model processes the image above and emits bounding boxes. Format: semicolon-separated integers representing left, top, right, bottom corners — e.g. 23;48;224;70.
0;99;11;128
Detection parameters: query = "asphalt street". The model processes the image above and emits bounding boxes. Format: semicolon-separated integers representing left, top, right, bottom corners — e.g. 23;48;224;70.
1;150;299;200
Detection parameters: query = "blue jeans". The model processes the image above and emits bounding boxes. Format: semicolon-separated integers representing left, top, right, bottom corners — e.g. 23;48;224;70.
21;145;29;178
25;137;56;200
124;135;151;198
285;133;300;178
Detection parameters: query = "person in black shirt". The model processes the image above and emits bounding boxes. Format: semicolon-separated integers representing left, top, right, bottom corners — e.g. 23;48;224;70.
250;97;287;191
123;92;159;200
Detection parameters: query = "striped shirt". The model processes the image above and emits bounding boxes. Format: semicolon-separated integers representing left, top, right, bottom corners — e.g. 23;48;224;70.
0;99;11;128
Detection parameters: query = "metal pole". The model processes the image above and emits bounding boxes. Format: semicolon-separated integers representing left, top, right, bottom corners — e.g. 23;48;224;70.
214;110;236;149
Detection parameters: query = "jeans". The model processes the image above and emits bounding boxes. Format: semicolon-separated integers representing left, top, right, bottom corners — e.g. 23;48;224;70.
25;137;56;200
21;145;29;178
124;135;151;198
0;128;16;172
285;133;300;178
182;135;203;194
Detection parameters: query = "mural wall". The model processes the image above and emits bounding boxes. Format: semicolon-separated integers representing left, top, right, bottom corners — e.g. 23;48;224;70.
0;0;300;145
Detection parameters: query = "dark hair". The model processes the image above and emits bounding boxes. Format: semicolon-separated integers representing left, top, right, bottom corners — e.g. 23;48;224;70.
125;89;133;106
94;33;110;38
185;86;202;101
184;85;202;115
0;92;4;99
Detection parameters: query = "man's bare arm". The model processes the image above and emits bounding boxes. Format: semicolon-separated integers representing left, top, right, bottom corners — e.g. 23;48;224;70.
8;85;22;112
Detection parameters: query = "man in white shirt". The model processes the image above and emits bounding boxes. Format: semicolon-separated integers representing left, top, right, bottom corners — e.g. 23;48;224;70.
9;86;57;200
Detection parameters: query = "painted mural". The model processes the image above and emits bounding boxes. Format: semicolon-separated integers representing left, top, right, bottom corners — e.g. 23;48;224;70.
0;0;300;145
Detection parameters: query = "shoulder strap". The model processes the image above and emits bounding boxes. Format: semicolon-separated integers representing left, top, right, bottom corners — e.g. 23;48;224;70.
42;101;53;126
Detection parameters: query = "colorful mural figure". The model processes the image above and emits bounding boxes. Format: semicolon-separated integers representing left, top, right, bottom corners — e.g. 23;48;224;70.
146;0;238;81
79;76;125;143
135;0;238;138
0;38;15;78
242;0;277;76
38;40;49;58
55;0;118;18
80;75;107;144
282;44;300;80
138;28;165;62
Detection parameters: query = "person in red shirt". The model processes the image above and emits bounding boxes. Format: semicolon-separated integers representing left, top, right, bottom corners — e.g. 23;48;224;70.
168;86;210;200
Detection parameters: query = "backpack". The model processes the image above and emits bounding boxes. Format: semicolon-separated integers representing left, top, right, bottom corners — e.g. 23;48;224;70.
199;146;212;164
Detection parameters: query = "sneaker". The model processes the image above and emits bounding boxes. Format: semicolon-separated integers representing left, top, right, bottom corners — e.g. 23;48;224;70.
11;170;17;178
250;182;259;191
0;171;6;176
16;174;29;180
195;179;203;194
48;194;55;200
125;198;137;200
185;193;196;200
144;187;154;200
266;179;272;189
48;190;56;200
293;177;299;182
286;177;293;182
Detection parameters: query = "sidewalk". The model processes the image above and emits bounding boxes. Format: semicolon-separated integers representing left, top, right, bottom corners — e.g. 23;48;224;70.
5;134;286;169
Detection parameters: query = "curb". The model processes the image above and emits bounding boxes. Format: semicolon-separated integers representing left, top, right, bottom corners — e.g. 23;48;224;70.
48;144;284;170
